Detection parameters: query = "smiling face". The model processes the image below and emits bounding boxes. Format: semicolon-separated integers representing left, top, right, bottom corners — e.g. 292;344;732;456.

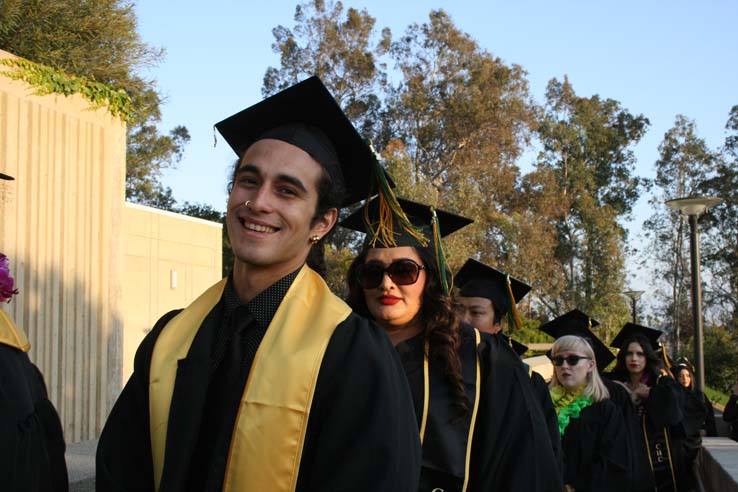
226;138;336;279
456;296;499;333
624;341;647;377
362;247;426;334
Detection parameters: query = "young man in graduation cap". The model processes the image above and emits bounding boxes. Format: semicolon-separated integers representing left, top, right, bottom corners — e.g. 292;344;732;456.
343;194;563;491
454;258;562;474
96;77;421;491
454;258;530;337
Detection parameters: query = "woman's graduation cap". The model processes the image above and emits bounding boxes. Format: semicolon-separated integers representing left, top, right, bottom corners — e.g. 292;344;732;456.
538;309;615;372
214;76;380;207
340;196;472;293
454;258;531;332
610;322;670;368
610;322;663;351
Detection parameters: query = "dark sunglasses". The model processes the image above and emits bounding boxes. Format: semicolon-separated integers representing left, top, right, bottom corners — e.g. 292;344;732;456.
551;355;591;367
356;259;425;289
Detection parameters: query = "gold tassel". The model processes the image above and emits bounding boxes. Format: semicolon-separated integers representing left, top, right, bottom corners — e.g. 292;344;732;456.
505;274;523;332
363;140;427;248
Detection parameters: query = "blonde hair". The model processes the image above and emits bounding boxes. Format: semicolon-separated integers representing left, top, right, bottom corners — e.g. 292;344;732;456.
549;335;610;402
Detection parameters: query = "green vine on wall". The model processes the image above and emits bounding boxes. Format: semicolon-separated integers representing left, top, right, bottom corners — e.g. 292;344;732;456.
0;58;132;121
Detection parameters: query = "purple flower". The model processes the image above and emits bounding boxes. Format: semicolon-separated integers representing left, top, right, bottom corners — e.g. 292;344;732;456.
0;253;19;302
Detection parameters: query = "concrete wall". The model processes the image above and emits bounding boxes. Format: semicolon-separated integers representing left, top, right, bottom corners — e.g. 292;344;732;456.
121;202;222;384
0;50;126;442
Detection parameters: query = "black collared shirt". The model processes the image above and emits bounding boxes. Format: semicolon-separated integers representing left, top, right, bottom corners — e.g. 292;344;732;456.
189;268;300;492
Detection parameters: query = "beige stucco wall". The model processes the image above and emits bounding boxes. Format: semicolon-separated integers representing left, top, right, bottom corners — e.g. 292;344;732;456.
0;50;126;442
121;202;222;383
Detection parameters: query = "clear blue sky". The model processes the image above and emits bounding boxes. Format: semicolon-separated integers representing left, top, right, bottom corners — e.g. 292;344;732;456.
134;0;738;294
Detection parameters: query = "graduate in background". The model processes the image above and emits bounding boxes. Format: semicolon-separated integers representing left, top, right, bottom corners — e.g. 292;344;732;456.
539;311;631;492
673;361;717;437
343;195;562;491
454;258;561;472
608;323;687;492
96;77;421;491
1;241;68;491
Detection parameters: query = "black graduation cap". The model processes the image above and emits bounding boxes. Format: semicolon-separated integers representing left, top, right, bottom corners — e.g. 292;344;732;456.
499;333;529;358
340;196;472;249
538;309;615;372
454;259;531;317
610;322;663;351
214;76;379;206
0;172;13;180
340;195;472;293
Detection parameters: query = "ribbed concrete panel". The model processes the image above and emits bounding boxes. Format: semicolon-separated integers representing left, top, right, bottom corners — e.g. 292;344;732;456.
121;202;222;384
0;50;126;442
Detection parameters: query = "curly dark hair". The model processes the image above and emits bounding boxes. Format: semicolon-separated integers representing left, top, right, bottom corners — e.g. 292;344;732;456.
346;246;470;418
610;334;662;385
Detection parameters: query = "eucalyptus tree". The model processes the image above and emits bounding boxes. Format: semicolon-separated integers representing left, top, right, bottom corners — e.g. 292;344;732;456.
386;9;539;272
642;115;719;349
535;77;649;335
701;105;738;327
0;0;190;206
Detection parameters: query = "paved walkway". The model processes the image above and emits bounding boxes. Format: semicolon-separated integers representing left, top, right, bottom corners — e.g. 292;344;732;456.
66;439;96;492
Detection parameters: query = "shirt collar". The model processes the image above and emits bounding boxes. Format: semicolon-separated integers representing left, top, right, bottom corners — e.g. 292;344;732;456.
223;267;301;328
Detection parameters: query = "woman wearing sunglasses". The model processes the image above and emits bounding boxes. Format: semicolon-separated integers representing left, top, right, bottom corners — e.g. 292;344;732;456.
342;196;562;492
607;324;690;492
539;311;631;492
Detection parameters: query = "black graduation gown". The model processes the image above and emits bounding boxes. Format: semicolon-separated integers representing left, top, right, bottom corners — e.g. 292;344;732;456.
531;370;563;474
96;300;421;491
559;399;630;492
396;324;563;492
604;376;685;492
678;387;716;437
723;394;738;441
497;333;562;473
0;343;68;492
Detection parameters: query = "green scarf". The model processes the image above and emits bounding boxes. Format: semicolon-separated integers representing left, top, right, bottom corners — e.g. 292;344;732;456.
550;385;593;436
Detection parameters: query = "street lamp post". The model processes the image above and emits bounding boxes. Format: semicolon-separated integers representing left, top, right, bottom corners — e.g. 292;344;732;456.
666;195;722;393
622;290;645;323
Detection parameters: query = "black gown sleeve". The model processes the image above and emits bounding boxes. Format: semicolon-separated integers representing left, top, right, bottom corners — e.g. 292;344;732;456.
702;394;717;437
531;371;563;474
561;400;631;492
725;395;738;423
297;313;421;492
96;309;181;491
645;375;683;427
469;335;563;491
0;344;69;492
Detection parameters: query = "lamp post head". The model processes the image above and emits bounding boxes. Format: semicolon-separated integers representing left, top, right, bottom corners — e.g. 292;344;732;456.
666;196;722;216
622;290;645;302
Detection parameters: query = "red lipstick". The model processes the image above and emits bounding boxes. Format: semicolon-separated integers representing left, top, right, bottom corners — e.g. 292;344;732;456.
379;295;401;305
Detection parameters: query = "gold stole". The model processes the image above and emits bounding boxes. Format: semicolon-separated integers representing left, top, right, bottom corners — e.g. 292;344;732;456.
0;308;30;352
149;266;351;491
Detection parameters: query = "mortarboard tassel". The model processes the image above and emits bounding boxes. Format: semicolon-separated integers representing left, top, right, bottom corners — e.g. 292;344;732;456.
430;207;450;295
363;140;427;248
505;274;523;332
